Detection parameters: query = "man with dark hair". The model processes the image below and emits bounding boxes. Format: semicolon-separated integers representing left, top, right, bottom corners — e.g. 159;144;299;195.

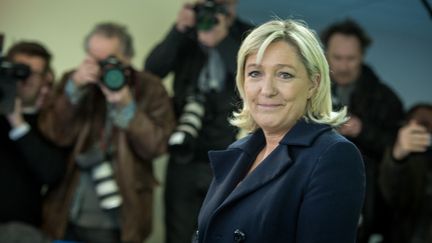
321;19;404;243
0;41;65;236
39;22;175;243
145;0;252;242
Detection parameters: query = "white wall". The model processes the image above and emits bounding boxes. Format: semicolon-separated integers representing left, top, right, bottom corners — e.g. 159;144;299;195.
0;0;186;76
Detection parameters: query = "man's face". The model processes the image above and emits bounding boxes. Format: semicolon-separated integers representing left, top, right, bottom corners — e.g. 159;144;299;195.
13;53;47;107
87;34;128;64
326;33;363;86
216;0;237;21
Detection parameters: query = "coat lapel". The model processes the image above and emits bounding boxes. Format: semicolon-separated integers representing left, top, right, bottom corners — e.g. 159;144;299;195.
217;144;293;210
207;119;332;214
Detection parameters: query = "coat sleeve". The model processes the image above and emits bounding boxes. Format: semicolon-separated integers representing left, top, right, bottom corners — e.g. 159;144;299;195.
121;72;176;161
379;148;427;210
144;26;193;78
38;72;87;147
297;141;365;243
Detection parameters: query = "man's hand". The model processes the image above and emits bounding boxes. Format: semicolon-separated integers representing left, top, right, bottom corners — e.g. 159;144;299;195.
176;3;196;33
338;115;363;138
198;14;229;47
99;84;133;108
6;98;25;128
72;56;100;87
393;120;431;160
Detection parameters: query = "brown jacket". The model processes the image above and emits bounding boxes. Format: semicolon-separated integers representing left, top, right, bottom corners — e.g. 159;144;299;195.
39;69;175;243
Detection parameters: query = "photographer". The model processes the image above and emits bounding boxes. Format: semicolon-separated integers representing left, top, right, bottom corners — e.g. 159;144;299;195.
379;103;432;243
145;0;252;242
39;22;175;243
0;42;65;237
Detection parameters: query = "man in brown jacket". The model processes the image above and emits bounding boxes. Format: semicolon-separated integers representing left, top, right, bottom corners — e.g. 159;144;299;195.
39;22;175;243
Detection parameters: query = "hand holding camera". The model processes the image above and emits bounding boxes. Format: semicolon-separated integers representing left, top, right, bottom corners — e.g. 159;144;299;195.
72;56;100;87
197;13;229;47
73;55;132;107
176;3;197;33
393;120;432;160
6;98;25;128
176;1;229;38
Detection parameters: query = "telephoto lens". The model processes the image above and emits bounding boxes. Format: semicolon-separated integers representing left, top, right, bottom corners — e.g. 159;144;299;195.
168;94;206;163
92;161;122;210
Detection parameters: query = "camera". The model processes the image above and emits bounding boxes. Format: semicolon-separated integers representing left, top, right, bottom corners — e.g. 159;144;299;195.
99;55;129;91
75;147;122;210
0;34;31;114
168;93;206;164
194;0;228;31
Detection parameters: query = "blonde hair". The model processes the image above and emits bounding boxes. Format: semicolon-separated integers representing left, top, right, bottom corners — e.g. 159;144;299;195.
230;19;347;132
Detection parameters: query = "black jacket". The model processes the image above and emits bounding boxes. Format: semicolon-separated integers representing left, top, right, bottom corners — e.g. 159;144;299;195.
379;149;432;243
0;114;66;226
332;64;404;162
145;18;253;162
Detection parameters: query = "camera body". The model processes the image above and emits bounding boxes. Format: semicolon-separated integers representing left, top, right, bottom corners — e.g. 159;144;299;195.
168;93;206;164
99;55;129;91
0;34;31;114
194;0;228;31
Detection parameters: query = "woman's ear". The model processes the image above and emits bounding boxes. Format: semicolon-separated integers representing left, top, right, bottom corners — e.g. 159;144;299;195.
307;74;320;99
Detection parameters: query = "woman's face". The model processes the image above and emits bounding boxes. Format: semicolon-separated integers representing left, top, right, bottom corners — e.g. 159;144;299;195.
244;40;315;135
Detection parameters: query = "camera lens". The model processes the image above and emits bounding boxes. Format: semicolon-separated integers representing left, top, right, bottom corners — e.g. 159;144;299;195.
99;56;127;91
168;95;205;164
92;161;122;210
103;68;125;91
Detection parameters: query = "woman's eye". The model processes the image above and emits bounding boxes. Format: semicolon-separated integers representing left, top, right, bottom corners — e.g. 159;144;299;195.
279;72;293;79
247;70;261;78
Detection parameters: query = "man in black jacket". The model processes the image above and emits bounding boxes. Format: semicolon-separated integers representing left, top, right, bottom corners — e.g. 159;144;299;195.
0;42;65;232
145;1;252;242
321;19;405;243
379;103;432;243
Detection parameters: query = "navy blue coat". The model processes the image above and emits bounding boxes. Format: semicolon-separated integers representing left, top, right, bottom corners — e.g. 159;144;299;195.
196;119;365;243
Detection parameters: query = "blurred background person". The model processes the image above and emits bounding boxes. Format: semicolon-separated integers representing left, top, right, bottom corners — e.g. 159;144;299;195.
195;19;365;243
39;22;175;243
320;19;404;243
0;41;65;241
379;103;432;243
145;0;252;242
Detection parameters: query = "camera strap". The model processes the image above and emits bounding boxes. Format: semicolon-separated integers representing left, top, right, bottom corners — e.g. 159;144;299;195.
99;115;114;160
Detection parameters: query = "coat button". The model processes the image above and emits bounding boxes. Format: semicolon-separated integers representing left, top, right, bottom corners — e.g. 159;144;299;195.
194;230;199;240
233;229;246;242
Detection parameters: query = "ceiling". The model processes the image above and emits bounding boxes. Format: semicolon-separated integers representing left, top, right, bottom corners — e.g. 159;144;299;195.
236;0;432;41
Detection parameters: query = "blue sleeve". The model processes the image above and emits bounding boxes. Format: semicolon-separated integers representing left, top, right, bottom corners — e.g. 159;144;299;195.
65;79;86;105
108;101;137;129
297;141;365;243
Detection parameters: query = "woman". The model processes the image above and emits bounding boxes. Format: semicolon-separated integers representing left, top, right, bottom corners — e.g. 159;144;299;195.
195;19;365;243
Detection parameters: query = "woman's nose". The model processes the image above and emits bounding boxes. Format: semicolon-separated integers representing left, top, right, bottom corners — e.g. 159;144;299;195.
261;76;278;97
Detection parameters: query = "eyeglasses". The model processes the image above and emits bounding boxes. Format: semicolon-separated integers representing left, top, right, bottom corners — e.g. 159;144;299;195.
27;71;45;80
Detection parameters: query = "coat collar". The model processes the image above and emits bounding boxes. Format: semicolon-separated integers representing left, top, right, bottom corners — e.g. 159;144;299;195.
207;119;331;211
229;118;331;153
